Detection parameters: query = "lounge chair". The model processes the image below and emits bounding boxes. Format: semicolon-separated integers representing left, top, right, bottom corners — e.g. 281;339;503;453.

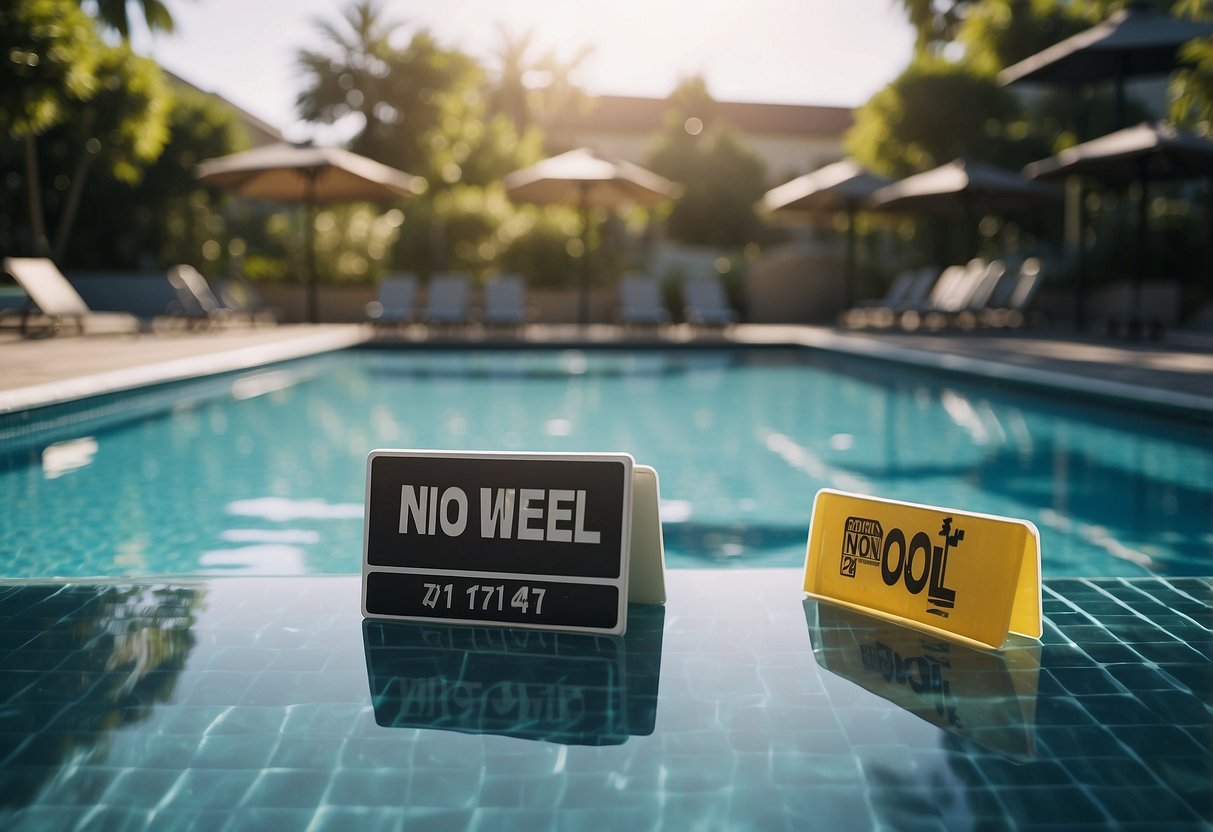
682;276;738;327
482;274;531;328
366;273;419;328
897;259;990;330
1;257;141;336
843;266;938;327
167;264;239;328
423;273;470;328
216;274;280;325
619;275;671;326
981;258;1045;328
949;260;1008;329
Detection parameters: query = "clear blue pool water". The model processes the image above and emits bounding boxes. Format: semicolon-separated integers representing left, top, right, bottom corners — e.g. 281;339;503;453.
1;346;1210;578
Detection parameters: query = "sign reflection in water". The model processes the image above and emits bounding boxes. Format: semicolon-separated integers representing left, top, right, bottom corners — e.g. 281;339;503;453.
803;599;1042;760
363;604;664;745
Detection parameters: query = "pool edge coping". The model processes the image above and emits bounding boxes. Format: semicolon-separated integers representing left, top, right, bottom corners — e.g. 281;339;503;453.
0;327;371;415
2;323;1209;419
730;325;1213;419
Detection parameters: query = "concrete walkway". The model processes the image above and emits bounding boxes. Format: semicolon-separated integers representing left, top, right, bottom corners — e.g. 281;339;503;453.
1;322;1210;417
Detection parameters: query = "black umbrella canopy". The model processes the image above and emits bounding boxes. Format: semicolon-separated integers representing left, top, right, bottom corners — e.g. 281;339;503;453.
1025;121;1213;334
1024;121;1213;182
999;3;1213;89
760;160;891;307
760;160;890;218
871;157;1062;213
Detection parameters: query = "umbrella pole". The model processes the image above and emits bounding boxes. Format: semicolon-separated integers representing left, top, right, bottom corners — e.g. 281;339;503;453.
579;183;590;328
844;208;858;310
1133;166;1148;336
1072;178;1087;332
305;170;319;324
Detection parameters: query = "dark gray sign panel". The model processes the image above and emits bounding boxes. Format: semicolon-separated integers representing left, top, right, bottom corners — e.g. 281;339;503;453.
363;450;633;635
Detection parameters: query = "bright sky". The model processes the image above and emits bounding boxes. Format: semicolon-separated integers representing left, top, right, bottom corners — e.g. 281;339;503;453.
132;0;916;142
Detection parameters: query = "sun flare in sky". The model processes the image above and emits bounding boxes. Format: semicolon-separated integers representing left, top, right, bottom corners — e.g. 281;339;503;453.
133;0;914;140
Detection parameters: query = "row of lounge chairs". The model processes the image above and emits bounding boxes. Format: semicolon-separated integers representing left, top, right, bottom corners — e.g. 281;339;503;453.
367;273;738;330
844;257;1045;330
1;257;278;337
1;257;738;337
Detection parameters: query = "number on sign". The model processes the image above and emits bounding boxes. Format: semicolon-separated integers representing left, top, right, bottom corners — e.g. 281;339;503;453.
466;584;505;612
422;583;453;609
511;586;529;614
510;586;547;615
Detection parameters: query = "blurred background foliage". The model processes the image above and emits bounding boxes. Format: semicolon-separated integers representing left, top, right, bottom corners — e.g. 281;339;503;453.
2;0;1213;304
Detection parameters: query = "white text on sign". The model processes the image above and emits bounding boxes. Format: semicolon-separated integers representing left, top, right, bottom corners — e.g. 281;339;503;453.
399;486;602;544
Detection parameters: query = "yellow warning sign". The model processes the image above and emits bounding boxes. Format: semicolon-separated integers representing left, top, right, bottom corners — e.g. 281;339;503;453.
803;489;1041;650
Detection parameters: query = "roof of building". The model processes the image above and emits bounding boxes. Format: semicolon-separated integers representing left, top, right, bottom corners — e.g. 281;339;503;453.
555;95;853;138
162;69;285;147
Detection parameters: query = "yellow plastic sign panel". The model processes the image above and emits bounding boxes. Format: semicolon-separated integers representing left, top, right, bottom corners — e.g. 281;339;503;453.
803;489;1041;650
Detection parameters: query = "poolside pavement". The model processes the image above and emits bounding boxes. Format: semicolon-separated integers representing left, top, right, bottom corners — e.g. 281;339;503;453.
1;322;1210;416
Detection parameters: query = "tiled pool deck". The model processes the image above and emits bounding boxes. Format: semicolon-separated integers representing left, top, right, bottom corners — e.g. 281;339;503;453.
1;324;1210;828
0;571;1208;830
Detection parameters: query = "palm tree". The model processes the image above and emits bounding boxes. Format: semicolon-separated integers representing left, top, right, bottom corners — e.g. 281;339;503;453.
296;0;476;173
489;26;536;132
487;26;594;148
89;0;175;38
296;0;404;150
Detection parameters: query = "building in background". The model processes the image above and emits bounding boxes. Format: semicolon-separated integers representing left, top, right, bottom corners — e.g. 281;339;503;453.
163;70;285;148
547;95;852;185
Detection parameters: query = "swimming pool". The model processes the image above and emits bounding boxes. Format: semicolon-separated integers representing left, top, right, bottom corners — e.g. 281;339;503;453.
1;346;1210;579
1;343;1209;830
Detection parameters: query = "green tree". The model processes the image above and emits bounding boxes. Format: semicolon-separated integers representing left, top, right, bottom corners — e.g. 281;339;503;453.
296;1;477;175
0;0;100;254
487;26;594;137
646;77;767;247
1172;36;1213;125
899;0;982;52
958;0;1091;75
89;0;174;38
81;85;249;270
846;56;1024;178
2;0;177;259
43;43;171;260
296;0;560;282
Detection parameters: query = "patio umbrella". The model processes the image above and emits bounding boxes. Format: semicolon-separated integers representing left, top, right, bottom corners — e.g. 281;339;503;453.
760;160;891;307
1025;121;1213;328
196;141;425;323
998;3;1213;129
871;157;1062;260
502;147;682;326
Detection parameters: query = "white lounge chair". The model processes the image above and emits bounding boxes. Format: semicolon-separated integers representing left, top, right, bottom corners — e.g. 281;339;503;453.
2;257;142;336
619;275;670;326
483;274;530;328
366;273;419;328
683;277;737;327
424;273;470;327
216;274;280;325
981;258;1045;328
168;264;237;328
848;266;940;328
897;260;990;330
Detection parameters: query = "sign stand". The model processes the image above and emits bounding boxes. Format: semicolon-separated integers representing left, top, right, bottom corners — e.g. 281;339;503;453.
362;450;665;635
803;489;1041;650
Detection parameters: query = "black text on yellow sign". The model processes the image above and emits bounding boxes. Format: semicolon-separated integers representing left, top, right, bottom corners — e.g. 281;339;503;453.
804;489;1042;650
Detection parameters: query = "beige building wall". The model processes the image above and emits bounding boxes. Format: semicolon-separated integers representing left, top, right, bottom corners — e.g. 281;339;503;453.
549;95;853;185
